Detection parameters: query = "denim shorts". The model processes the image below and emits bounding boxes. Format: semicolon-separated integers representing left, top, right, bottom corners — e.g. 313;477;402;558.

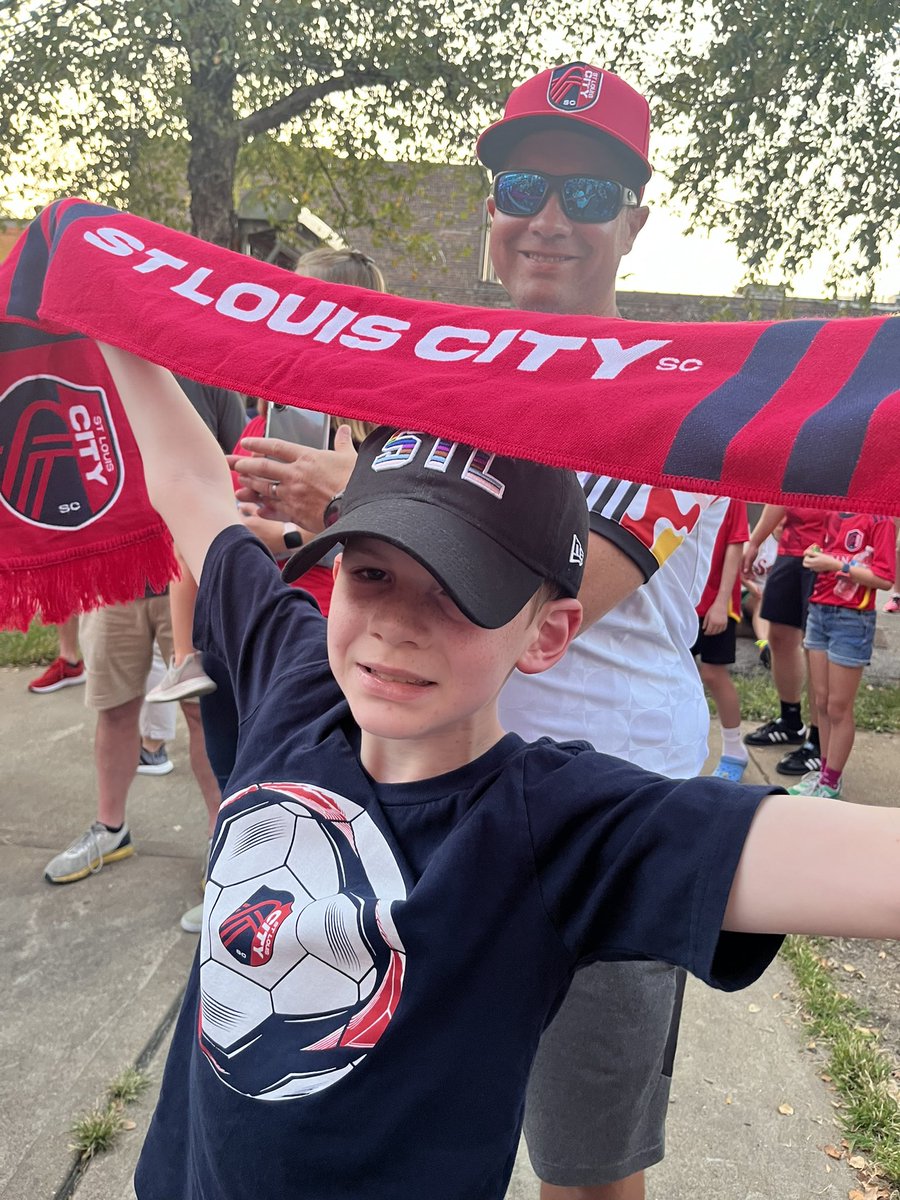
804;602;877;668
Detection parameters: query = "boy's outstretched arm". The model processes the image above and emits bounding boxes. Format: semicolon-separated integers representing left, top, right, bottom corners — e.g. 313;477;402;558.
99;344;241;582
723;794;900;939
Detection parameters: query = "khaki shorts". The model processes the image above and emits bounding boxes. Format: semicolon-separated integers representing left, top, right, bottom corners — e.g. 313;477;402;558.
80;596;173;711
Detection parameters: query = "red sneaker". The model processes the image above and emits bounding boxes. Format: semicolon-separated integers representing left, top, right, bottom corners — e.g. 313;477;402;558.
28;656;86;693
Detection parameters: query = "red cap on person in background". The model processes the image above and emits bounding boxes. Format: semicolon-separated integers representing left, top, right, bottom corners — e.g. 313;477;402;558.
476;62;652;187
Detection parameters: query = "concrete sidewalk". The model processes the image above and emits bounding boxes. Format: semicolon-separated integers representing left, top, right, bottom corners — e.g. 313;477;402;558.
2;633;899;1199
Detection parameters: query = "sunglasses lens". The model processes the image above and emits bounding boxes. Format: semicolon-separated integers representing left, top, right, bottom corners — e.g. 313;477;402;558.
562;177;623;223
494;172;548;216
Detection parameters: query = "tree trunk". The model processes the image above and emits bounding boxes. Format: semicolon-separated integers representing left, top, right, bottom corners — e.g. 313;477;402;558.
182;1;239;248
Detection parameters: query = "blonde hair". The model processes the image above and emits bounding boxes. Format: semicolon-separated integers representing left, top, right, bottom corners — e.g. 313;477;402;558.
295;247;386;293
295;248;386;445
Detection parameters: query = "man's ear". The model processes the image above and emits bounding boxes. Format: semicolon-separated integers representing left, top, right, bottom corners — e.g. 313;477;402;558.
620;205;649;256
486;195;496;219
332;552;343;581
516;599;582;676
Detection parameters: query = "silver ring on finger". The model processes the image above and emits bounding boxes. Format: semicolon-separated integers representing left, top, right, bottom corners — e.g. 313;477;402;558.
270;480;279;500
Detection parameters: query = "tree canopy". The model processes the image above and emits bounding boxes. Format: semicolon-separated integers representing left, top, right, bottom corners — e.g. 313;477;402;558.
0;0;624;249
1;0;896;295
620;0;899;296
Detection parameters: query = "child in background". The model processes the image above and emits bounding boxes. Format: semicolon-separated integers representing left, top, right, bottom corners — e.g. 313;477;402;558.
881;518;900;612
693;499;750;781
789;512;895;798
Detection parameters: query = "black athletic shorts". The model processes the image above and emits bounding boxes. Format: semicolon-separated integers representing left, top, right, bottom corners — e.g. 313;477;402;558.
759;555;816;629
691;615;737;665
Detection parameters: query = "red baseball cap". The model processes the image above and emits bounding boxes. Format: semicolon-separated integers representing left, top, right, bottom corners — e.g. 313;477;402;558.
476;62;652;186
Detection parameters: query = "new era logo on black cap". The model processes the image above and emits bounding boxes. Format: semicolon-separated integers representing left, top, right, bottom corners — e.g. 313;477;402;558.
282;427;589;628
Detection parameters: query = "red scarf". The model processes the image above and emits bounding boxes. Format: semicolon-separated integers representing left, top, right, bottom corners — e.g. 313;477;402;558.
0;323;176;629
2;198;898;628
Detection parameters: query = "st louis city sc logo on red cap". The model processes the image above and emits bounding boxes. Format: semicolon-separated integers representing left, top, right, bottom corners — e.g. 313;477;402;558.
547;62;602;113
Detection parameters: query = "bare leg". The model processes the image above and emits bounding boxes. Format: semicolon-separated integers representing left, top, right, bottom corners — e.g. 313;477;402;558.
181;701;221;833
768;622;804;704
804;649;819;729
744;588;770;645
57;613;81;663
806;649;830;759
541;1173;645;1200
700;661;741;729
94;696;144;828
170;549;199;666
821;660;864;774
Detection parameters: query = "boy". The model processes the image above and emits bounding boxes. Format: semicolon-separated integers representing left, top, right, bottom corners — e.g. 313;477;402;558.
692;498;751;782
100;346;899;1200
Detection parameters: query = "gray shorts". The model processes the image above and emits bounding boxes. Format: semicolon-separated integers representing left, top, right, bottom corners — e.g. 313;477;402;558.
524;960;685;1187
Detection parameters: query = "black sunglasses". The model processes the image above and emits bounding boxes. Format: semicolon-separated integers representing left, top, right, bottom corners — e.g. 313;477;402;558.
492;171;639;224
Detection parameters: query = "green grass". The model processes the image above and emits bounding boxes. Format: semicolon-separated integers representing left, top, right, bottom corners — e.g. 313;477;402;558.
69;1066;150;1162
107;1065;150;1106
730;671;900;734
70;1106;125;1160
781;936;900;1186
0;619;61;667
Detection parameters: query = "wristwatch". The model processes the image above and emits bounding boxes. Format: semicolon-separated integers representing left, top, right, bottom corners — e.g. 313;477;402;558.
840;559;856;574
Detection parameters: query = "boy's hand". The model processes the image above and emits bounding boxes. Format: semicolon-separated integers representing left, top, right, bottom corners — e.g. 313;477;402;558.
237;504;300;557
803;550;840;573
739;541;760;582
702;598;729;636
229;423;357;529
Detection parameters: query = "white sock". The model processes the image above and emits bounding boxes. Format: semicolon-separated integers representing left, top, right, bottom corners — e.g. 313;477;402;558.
721;724;748;762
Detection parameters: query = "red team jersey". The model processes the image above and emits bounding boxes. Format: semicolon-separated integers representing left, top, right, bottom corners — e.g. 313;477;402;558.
777;508;828;558
697;499;750;620
809;513;895;611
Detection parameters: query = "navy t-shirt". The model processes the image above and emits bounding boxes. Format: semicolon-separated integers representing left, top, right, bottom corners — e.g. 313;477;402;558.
136;527;782;1200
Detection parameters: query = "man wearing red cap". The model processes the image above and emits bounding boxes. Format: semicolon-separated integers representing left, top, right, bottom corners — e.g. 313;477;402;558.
228;58;729;1200
484;64;729;1200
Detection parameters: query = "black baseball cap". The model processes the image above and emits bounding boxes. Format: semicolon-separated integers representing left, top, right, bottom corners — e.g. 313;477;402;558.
282;427;588;628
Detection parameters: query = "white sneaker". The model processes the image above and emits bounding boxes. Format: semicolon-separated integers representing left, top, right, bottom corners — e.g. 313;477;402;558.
145;654;217;703
180;902;204;934
786;770;821;796
44;822;134;884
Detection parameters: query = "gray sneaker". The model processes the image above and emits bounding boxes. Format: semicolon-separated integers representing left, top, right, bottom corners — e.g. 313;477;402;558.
44;822;134;885
180;902;204;934
145;654;217;704
137;745;174;776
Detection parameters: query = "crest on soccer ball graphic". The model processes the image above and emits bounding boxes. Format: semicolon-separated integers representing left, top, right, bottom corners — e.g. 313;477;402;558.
198;782;407;1101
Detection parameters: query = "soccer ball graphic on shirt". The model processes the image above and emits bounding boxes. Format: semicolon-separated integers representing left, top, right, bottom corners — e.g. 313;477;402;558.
198;781;407;1101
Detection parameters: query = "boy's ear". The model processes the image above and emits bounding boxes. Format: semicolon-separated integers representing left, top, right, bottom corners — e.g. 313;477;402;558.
515;599;582;676
332;551;343;581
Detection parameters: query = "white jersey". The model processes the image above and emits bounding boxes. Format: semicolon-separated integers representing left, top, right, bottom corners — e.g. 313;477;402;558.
500;478;727;778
